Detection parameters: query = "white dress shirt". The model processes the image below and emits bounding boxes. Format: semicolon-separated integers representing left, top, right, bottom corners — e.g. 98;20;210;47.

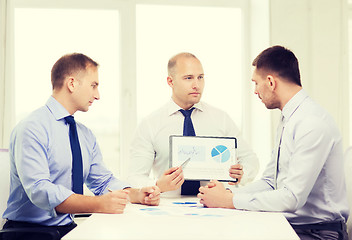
127;99;259;194
233;89;349;225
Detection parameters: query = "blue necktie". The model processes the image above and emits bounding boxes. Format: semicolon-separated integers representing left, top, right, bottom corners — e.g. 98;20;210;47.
179;108;200;195
179;108;196;136
65;116;83;194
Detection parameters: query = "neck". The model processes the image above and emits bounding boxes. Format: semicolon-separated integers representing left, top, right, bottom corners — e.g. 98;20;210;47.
171;96;194;110
52;91;76;115
279;85;303;111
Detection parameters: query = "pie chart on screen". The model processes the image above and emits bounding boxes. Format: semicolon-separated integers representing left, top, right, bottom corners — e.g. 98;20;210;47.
211;145;230;163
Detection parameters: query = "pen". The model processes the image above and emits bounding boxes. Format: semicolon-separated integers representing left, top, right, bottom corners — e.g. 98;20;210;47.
180;158;191;169
172;201;197;205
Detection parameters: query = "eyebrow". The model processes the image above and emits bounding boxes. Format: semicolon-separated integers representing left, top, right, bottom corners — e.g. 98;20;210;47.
183;74;204;78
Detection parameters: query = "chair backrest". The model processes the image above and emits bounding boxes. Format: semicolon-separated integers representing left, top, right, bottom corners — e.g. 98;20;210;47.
344;146;352;240
0;149;10;229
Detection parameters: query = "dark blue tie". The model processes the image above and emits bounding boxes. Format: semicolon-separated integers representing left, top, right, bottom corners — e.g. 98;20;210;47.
179;108;200;195
65;116;83;194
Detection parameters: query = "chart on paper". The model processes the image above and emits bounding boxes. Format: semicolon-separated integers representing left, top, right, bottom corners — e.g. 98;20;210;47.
170;136;237;181
211;145;230;163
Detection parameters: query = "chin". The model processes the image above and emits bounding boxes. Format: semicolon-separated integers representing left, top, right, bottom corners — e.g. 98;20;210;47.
192;97;201;103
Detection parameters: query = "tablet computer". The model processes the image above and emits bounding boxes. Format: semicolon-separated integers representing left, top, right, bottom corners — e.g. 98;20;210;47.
169;135;237;182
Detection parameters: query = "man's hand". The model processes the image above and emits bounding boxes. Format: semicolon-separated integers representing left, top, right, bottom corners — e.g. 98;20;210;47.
197;180;235;209
96;189;130;214
138;186;161;206
156;167;184;192
228;164;244;185
55;189;130;214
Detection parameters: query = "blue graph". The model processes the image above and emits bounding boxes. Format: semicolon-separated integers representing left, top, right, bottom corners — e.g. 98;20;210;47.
211;145;230;163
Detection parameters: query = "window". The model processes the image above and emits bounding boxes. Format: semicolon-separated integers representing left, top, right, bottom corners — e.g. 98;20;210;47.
14;8;120;175
2;0;271;180
136;4;243;126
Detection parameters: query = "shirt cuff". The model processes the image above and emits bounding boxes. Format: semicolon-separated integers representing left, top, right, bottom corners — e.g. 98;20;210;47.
233;192;252;210
48;185;74;217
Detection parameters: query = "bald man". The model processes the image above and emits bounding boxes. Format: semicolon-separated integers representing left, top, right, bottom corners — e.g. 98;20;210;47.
127;52;259;196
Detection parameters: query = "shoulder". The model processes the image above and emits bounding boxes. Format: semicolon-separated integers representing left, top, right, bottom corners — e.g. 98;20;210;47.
16;106;52;132
290;97;339;137
11;106;53;142
197;101;233;119
139;102;170;124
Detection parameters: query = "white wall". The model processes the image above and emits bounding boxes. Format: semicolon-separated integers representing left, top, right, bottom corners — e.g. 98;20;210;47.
0;0;350;157
0;0;6;147
269;0;350;149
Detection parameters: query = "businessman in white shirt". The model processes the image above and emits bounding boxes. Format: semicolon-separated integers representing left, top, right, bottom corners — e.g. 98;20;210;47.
198;46;349;240
127;52;259;195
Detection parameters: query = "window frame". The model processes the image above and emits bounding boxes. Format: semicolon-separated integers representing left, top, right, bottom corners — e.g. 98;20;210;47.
1;0;251;178
349;4;352;146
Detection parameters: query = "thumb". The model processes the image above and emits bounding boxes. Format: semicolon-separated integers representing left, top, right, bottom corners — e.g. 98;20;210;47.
164;167;178;175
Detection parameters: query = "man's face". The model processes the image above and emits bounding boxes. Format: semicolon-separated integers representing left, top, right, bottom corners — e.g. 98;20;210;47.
168;57;204;110
72;67;100;112
251;68;279;109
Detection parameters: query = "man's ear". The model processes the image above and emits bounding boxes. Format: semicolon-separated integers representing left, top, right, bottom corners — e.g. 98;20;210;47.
167;76;173;88
66;77;76;93
267;75;276;91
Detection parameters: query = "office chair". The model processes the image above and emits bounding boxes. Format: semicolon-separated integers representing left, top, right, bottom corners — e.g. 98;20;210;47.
0;149;60;240
344;146;352;240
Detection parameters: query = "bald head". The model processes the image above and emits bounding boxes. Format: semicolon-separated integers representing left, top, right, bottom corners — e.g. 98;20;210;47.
167;52;200;77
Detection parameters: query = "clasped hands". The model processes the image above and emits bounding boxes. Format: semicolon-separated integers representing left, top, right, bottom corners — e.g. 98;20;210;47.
104;186;160;214
197;163;243;209
197;180;235;209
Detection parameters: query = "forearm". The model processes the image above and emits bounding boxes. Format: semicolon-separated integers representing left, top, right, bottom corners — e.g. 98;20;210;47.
55;194;103;214
55;190;129;214
233;186;298;212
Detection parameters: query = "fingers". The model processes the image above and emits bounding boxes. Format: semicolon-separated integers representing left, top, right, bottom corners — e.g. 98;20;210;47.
171;169;184;187
141;186;160;198
139;186;161;206
164;166;179;175
103;190;129;213
229;164;243;172
157;167;184;192
229;164;244;180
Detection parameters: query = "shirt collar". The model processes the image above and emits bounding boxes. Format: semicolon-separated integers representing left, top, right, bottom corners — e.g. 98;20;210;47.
281;89;308;122
46;96;72;121
167;98;204;116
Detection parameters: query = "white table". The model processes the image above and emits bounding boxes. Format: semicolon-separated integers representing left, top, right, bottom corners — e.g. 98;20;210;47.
63;196;299;240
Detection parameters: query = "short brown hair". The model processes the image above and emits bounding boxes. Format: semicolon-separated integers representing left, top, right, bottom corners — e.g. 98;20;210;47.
51;53;99;89
252;45;301;86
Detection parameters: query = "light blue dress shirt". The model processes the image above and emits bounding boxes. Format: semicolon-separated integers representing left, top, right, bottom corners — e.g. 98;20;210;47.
3;96;130;226
233;89;349;225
